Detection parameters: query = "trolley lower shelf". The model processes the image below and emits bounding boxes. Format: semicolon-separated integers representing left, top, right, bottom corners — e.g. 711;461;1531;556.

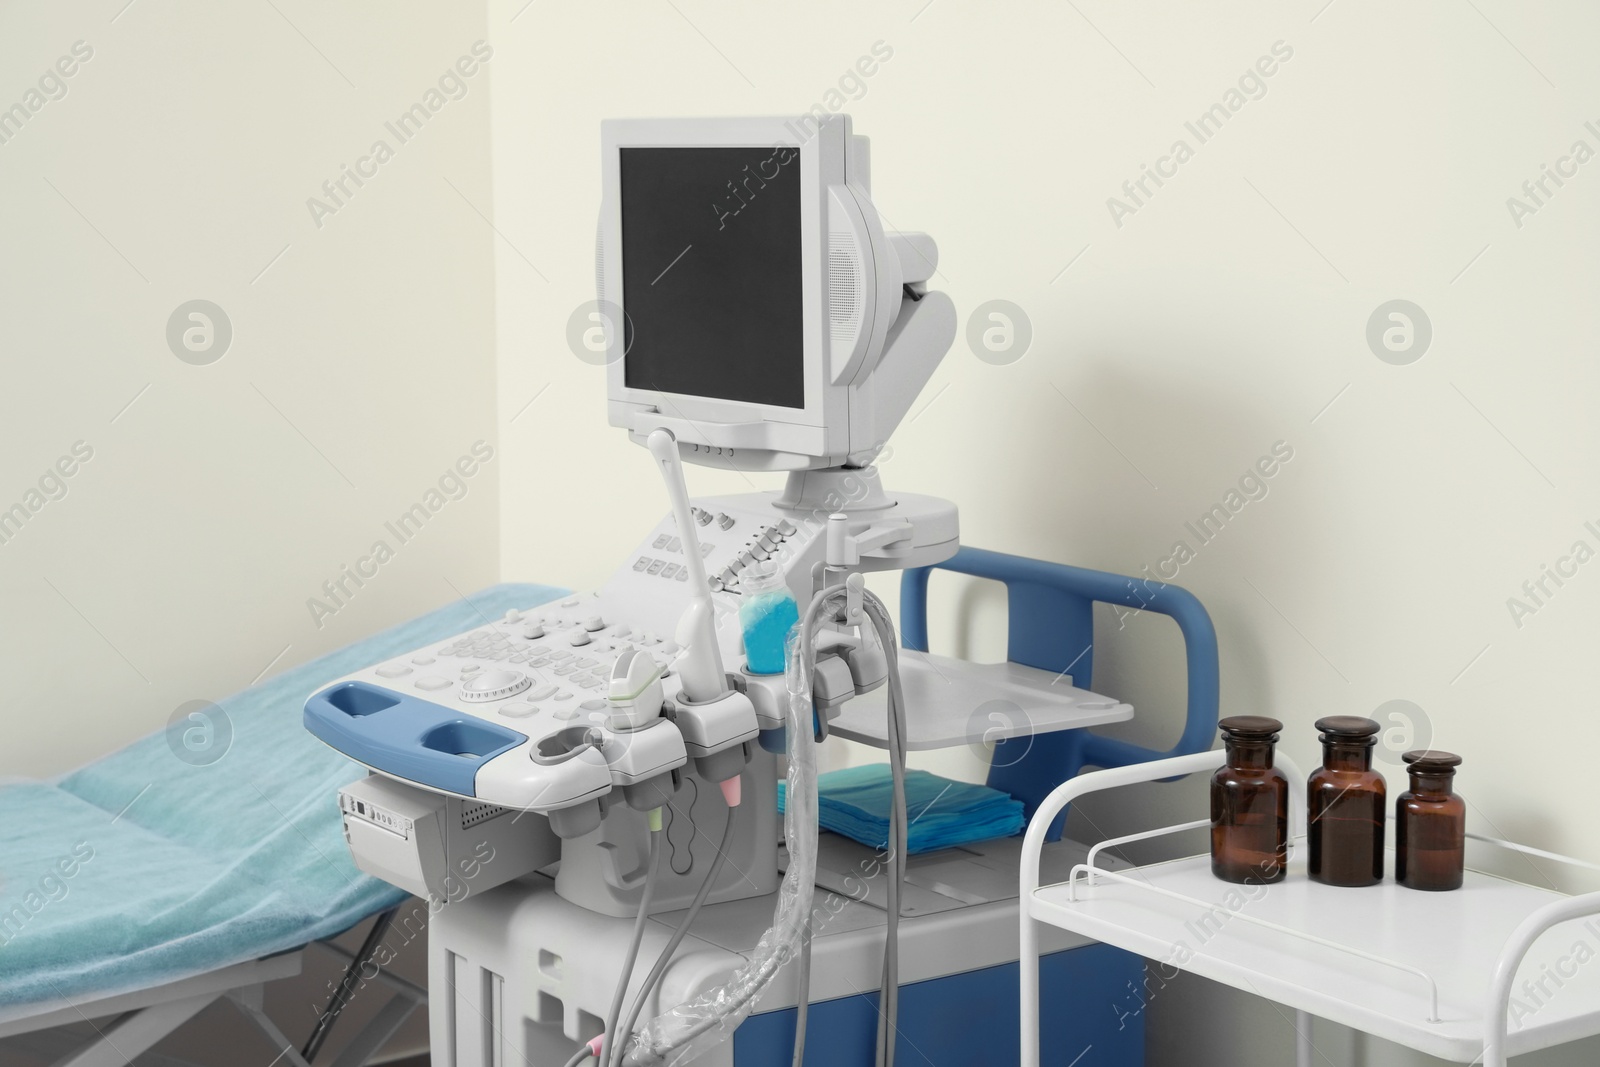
1018;750;1600;1067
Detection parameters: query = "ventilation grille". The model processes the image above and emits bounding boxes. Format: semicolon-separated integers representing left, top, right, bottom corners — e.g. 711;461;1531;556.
828;245;863;355
461;800;508;830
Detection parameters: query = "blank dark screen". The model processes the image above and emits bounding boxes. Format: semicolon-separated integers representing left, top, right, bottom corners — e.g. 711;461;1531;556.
620;146;804;409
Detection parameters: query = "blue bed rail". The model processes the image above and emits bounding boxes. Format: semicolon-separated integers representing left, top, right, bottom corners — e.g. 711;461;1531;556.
900;546;1219;840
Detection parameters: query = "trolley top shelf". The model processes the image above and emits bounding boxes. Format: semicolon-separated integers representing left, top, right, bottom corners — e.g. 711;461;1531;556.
1019;749;1600;1067
1033;848;1600;1062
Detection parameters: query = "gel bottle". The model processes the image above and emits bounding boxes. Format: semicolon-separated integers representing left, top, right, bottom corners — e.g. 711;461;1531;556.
1307;716;1386;887
1395;750;1466;892
1211;716;1290;884
738;560;799;675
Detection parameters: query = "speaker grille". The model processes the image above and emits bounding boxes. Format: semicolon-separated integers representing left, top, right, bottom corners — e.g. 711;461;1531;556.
828;245;862;356
461;800;508;830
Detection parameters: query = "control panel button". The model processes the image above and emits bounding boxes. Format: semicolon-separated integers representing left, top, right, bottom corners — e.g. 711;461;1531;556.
500;703;536;718
634;557;651;572
504;609;522;624
410;654;436;665
376;663;411;678
527;684;557;701
580;699;607;712
716;513;735;530
777;520;797;535
415;676;452;691
582;615;606;632
568;631;591;647
522;622;545;639
691;506;712;525
561;597;581;607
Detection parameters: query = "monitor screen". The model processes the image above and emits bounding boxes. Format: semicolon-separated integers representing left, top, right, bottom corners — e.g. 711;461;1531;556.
620;146;805;409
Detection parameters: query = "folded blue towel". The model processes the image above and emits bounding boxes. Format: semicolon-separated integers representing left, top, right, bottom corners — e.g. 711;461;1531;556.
779;765;1024;854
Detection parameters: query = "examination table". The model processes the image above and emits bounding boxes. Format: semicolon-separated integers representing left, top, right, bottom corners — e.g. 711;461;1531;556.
0;583;564;1067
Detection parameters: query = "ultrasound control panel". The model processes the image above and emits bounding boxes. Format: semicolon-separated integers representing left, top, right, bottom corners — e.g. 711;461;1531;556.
304;493;822;811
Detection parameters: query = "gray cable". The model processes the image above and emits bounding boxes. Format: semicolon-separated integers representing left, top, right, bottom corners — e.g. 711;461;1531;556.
561;1046;596;1067
789;583;849;1067
796;583;909;1067
604;829;662;1067
618;752;820;1064
612;807;736;1066
618;583;899;1067
791;914;812;1067
619;931;791;1065
862;595;908;1067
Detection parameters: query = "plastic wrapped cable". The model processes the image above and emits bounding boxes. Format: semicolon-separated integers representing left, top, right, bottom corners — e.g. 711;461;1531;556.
621;625;820;1066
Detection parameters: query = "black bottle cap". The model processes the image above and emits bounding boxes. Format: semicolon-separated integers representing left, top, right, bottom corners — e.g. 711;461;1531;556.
1315;716;1381;741
1219;715;1282;741
1402;749;1462;771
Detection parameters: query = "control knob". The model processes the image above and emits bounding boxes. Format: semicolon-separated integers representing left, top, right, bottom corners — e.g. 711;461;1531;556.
459;669;531;703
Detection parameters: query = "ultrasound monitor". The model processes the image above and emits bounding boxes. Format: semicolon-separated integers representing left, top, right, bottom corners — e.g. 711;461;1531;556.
600;115;954;472
620;146;804;410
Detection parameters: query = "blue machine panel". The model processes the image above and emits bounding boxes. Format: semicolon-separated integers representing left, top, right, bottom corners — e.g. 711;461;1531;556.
304;681;526;796
734;942;1145;1066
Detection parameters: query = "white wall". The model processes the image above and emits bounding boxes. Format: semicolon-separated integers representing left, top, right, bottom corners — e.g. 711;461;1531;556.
493;2;1600;1065
1;3;499;1060
0;1;501;779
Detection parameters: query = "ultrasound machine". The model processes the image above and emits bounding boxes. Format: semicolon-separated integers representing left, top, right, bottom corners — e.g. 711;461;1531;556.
304;114;1187;1067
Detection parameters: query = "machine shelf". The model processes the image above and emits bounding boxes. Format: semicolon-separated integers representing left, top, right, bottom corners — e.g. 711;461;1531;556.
824;649;1132;751
1020;750;1600;1067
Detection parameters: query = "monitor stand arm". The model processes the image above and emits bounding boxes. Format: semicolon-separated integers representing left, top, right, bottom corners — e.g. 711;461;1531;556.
775;465;959;577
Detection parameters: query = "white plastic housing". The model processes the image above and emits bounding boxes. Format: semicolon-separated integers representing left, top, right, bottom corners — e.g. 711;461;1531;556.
599;115;953;472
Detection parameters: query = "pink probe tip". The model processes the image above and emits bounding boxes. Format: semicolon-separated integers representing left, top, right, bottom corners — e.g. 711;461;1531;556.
587;1035;604;1057
719;775;742;807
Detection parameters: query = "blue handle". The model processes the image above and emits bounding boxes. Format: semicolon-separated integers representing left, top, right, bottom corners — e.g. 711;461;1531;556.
304;681;527;797
902;546;1219;839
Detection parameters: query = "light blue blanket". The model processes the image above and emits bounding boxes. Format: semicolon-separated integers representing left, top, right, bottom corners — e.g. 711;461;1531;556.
0;582;565;1014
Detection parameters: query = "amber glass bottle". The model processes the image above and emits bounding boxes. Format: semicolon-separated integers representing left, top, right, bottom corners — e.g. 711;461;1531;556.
1396;750;1465;891
1307;716;1385;887
1211;716;1289;884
